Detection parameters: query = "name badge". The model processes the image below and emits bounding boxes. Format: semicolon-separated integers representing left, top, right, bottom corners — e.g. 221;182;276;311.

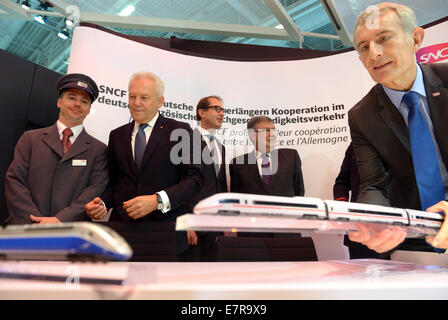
72;159;87;166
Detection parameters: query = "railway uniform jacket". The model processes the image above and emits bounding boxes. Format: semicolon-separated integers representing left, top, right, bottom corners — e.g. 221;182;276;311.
5;123;109;224
101;114;203;253
348;63;448;210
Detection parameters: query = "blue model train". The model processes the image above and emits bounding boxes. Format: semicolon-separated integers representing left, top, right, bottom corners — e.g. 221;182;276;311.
0;222;133;261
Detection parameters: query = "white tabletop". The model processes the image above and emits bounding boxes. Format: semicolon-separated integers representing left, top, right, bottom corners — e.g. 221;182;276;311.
1;259;447;300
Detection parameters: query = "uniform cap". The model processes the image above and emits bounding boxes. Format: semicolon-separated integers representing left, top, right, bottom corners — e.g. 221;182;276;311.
56;73;99;102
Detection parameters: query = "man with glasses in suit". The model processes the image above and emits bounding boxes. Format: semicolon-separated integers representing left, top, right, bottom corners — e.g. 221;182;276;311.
184;95;228;261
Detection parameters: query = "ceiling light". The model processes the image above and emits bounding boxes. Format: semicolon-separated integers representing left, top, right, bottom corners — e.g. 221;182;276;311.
58;27;69;40
118;5;135;16
34;14;47;24
65;18;74;28
33;2;50;25
21;0;30;10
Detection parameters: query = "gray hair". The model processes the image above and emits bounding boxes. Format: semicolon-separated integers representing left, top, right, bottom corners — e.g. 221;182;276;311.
129;71;165;98
354;2;418;44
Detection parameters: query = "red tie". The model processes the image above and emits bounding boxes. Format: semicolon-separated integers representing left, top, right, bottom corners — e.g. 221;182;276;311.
61;128;73;154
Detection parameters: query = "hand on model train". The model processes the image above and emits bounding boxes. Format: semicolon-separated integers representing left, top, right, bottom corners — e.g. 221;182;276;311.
85;197;108;220
348;223;407;253
29;215;61;224
425;201;448;249
123;195;157;219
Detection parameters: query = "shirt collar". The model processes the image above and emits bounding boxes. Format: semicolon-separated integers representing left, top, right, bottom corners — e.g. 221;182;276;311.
56;120;83;139
196;126;217;138
133;112;159;132
255;150;271;159
382;64;426;109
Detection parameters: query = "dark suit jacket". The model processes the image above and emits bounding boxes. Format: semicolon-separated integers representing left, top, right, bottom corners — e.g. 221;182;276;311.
230;148;304;238
230;148;304;197
5;124;108;224
184;128;228;259
348;63;448;210
333;143;360;202
185;128;228;213
101;114;203;253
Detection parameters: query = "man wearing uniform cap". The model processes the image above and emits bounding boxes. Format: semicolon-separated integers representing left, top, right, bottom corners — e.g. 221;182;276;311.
4;73;109;224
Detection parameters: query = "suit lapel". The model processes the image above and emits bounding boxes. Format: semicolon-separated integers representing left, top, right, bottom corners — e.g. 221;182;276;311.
41;124;63;158
61;128;91;162
421;63;448;163
247;152;267;192
376;85;411;154
119;122;138;173
140;115;165;169
267;149;280;191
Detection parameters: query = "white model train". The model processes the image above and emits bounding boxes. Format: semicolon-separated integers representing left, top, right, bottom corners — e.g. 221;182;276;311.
0;222;133;261
194;193;444;230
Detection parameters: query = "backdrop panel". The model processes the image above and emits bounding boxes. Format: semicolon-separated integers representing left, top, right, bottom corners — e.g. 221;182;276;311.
67;20;447;200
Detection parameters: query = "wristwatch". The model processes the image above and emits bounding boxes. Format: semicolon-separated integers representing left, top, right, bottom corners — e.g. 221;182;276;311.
155;193;164;211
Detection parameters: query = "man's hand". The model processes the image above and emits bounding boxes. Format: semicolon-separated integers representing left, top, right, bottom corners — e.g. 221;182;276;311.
348;223;407;253
123;195;157;220
426;201;448;249
85;197;107;220
29;215;61;224
187;230;198;246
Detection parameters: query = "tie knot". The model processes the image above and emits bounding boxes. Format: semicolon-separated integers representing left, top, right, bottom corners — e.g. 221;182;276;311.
63;128;73;137
261;154;270;166
402;91;419;108
139;123;149;131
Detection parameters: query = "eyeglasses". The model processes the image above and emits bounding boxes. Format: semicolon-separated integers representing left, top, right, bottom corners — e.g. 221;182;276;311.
253;128;278;135
200;105;225;113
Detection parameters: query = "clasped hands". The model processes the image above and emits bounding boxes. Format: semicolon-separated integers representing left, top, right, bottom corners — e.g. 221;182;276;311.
85;195;158;220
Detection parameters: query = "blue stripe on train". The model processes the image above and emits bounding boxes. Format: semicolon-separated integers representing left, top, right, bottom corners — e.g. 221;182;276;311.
0;237;128;260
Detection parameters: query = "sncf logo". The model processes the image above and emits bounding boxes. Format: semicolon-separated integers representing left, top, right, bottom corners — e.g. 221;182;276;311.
417;43;448;64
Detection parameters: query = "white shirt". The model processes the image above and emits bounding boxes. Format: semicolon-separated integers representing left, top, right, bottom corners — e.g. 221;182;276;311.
56;120;83;144
131;112;159;157
196;126;222;170
255;150;272;177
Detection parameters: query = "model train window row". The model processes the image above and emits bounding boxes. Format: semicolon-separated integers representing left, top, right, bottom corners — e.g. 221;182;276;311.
195;193;444;230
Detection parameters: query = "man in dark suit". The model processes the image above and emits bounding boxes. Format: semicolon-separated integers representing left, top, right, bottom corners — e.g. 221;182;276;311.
333;143;360;203
230;116;305;237
184;95;228;261
347;3;448;253
333;143;380;259
85;71;203;256
5;73;108;224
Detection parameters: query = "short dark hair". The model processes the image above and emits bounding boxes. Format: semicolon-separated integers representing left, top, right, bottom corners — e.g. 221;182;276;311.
196;95;223;121
247;116;273;130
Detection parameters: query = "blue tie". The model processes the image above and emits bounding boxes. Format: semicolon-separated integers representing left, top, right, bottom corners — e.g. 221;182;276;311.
134;123;148;170
403;91;445;210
